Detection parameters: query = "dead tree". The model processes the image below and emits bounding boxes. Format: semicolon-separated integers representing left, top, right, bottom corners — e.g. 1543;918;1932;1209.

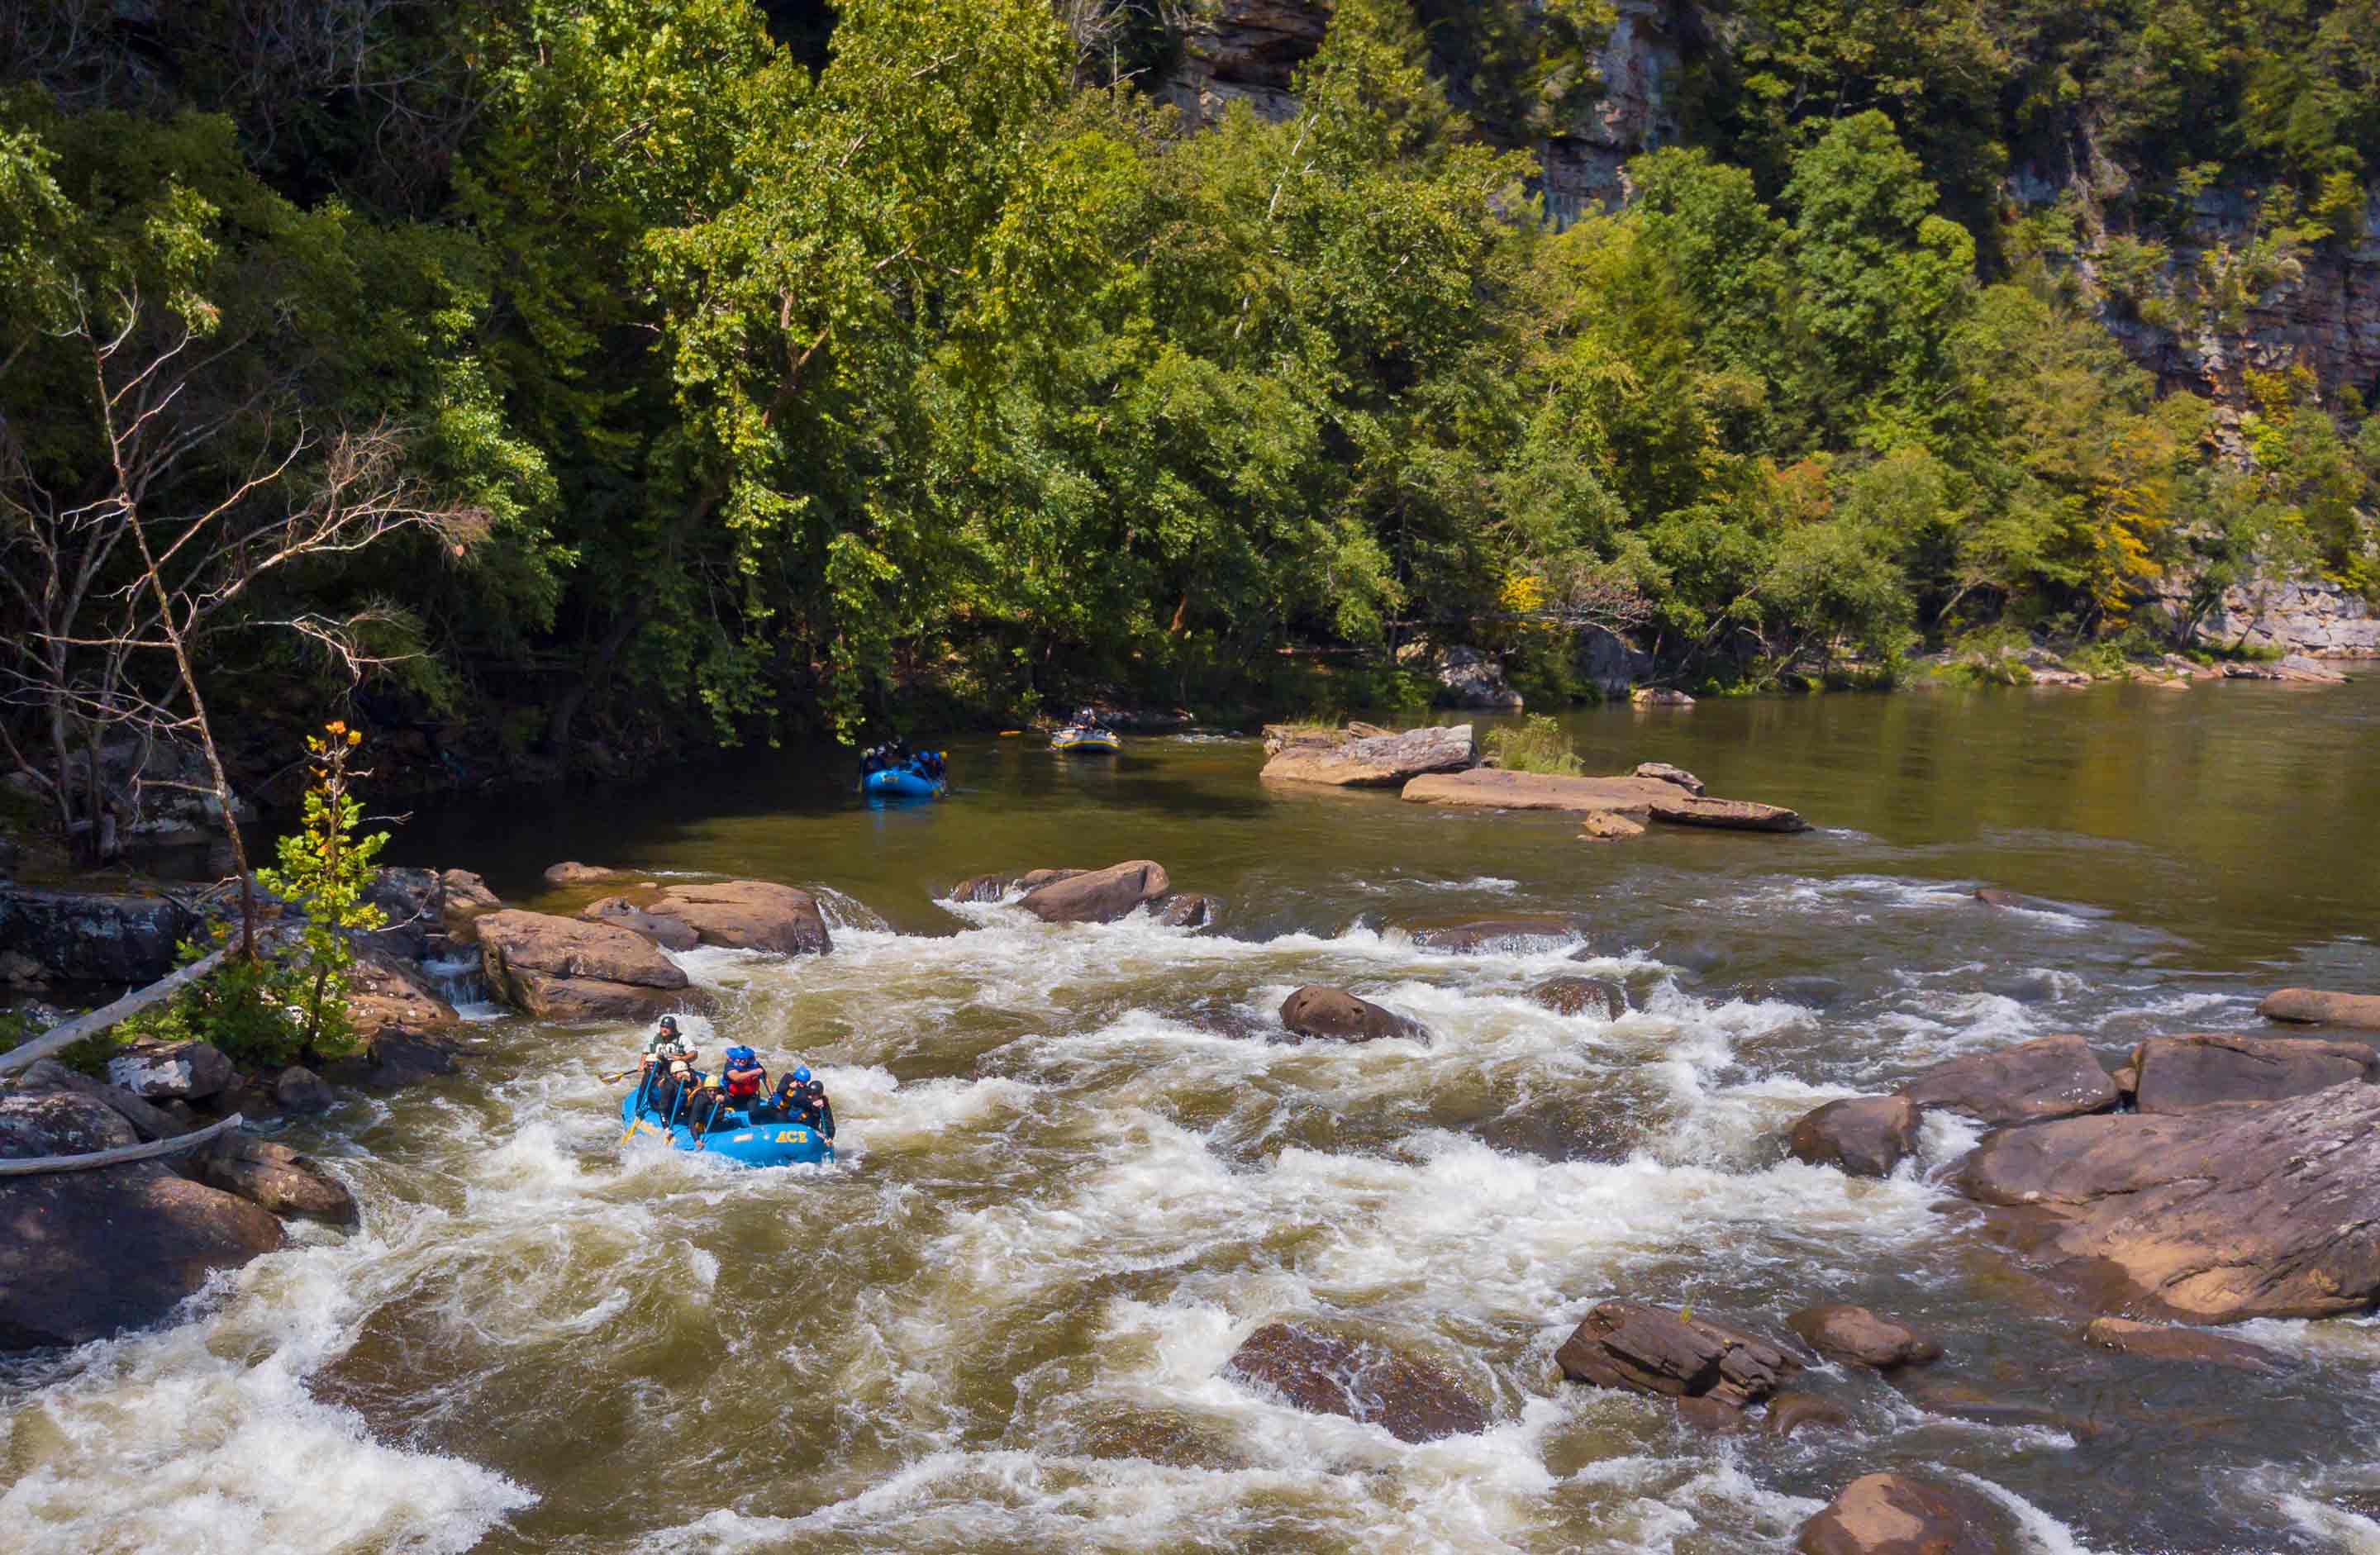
0;280;483;947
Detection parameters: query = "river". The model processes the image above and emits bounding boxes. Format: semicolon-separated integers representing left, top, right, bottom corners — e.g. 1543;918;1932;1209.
5;678;2378;1553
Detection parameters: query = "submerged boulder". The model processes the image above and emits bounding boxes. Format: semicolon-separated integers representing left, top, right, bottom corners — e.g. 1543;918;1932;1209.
644;880;832;956
1409;915;1582;953
1223;1322;1486;1443
1954;1081;2380;1321
1529;976;1626;1020
1555;1301;1803;1410
2259;987;2380;1031
1795;1473;2013;1555
1152;892;1222;930
1787;1305;1941;1370
1787;1096;1919;1178
1898;1034;2119;1126
2128;1032;2374;1113
2081;1316;2287;1373
1259;723;1477;787
1017;860;1169;925
475;909;693;1020
1279;986;1430;1044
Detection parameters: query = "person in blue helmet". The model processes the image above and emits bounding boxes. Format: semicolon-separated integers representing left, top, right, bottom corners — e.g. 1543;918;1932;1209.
719;1044;767;1113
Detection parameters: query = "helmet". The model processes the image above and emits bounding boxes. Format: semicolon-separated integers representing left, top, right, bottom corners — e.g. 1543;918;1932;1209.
658;1015;678;1032
726;1044;757;1067
792;1066;812;1084
805;1078;825;1096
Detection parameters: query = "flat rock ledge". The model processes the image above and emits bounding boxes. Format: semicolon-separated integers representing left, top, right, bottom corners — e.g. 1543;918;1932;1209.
1555;1301;1803;1412
1953;1080;2380;1322
2259;987;2380;1031
1400;768;1806;832
1795;1473;2014;1555
475;909;697;1021
1223;1322;1485;1443
2129;1031;2374;1113
1259;723;1477;787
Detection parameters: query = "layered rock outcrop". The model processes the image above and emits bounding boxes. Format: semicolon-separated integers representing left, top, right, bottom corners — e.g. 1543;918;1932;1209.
1400;768;1807;831
1259;722;1476;787
475;910;696;1020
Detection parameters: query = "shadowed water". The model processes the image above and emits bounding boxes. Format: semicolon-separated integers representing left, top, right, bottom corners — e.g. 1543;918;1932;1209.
4;678;2378;1553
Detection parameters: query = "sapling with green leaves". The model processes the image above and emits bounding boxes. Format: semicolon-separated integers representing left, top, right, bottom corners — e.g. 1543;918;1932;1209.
256;722;389;1058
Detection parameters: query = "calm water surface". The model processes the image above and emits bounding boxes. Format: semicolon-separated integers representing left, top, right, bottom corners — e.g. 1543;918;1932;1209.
5;678;2378;1553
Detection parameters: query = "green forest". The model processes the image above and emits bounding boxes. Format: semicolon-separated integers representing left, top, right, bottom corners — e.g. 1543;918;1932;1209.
4;0;2378;785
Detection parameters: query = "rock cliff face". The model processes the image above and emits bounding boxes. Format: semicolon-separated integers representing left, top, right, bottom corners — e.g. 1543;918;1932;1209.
2153;575;2380;659
1161;0;1332;127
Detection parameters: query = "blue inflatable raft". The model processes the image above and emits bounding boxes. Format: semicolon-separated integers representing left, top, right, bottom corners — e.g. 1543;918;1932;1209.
863;762;946;798
619;1082;834;1167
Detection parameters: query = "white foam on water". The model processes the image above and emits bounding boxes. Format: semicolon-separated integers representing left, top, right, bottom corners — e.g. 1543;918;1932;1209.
0;1237;533;1555
1961;1473;2104;1553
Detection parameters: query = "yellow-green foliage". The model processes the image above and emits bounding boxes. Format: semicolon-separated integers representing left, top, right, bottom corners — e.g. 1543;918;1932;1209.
1487;715;1583;774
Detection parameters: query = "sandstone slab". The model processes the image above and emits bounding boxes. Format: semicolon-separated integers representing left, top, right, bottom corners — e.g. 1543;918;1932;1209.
1401;768;1806;831
1224;1322;1485;1443
645;881;832;955
1898;1034;2119;1126
193;1135;359;1226
579;895;701;952
1260;723;1477;787
476;910;689;1019
1953;1081;2380;1320
2260;988;2380;1031
2130;1032;2374;1112
345;945;459;1042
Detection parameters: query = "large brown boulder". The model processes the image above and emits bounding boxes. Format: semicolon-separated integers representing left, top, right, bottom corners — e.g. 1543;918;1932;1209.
1787;1305;1941;1370
2260;987;2380;1030
1407;915;1580;953
2129;1032;2374;1113
579;895;701;952
1279;986;1430;1043
1795;1473;2014;1555
1788;1096;1919;1178
1259;723;1477;787
950;868;1086;903
475;909;692;1020
0;1092;284;1351
1400;768;1806;831
1953;1081;2380;1320
1898;1034;2119;1125
191;1135;359;1226
645;880;833;955
1017;861;1170;925
1554;1301;1802;1410
12;1058;186;1141
359;866;445;958
1223;1322;1485;1443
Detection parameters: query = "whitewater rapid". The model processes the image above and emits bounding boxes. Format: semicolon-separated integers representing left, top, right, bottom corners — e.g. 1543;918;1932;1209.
2;873;2365;1553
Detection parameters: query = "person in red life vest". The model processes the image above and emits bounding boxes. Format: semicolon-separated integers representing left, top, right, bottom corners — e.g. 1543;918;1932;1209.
718;1045;766;1115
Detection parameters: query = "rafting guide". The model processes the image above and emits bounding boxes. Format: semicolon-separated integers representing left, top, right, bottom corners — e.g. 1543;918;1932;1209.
616;1015;835;1166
